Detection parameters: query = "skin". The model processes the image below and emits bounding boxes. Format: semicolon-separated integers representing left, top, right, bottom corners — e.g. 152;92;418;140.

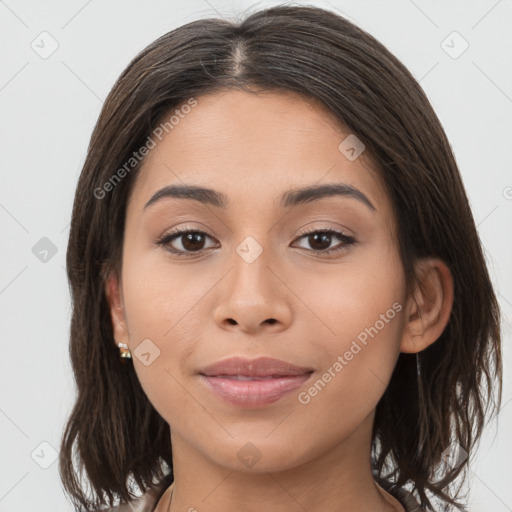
105;89;453;512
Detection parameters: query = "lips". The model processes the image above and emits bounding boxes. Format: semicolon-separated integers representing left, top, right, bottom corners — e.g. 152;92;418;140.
200;356;313;378
199;356;313;407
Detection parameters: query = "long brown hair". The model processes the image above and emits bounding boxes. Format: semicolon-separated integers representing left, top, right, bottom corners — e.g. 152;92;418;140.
59;6;502;511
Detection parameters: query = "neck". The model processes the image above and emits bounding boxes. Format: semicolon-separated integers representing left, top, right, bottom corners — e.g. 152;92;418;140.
157;413;403;512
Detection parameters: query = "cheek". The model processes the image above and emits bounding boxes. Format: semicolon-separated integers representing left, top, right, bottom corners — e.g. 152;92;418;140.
298;243;405;351
121;248;210;342
118;252;209;415
294;247;405;413
292;303;404;450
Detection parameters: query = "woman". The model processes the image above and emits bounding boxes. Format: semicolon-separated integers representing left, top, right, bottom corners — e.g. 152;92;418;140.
59;5;502;512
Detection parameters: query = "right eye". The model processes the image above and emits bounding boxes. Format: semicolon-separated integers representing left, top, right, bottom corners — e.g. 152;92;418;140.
155;228;218;256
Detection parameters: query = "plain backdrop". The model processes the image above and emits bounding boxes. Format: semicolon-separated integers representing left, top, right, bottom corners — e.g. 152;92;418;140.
1;1;511;511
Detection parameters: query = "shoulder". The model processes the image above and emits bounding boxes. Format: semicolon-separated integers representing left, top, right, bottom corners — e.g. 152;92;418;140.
376;479;424;512
389;486;423;512
92;485;162;512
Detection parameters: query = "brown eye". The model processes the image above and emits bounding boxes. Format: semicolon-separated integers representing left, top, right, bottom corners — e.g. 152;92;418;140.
292;229;356;255
179;232;207;251
306;231;333;251
156;227;355;258
156;229;217;256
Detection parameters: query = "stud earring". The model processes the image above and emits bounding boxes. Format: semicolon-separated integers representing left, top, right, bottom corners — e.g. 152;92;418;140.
118;342;132;360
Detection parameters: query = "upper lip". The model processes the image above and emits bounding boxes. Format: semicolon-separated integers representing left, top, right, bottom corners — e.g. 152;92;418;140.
200;356;313;377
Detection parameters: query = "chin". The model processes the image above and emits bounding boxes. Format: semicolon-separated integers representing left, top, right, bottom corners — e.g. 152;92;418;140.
199;436;315;474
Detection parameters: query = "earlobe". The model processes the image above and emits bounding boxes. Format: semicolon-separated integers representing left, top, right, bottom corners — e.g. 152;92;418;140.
104;271;130;347
400;258;454;354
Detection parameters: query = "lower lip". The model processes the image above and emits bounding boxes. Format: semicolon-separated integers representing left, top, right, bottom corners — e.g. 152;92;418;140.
200;373;313;407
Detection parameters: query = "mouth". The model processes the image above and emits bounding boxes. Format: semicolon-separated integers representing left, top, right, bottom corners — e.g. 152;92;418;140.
210;374;302;380
200;355;313;377
199;356;314;407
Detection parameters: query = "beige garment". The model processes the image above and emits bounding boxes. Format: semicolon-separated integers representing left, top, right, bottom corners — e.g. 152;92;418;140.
101;481;423;512
375;481;423;512
96;483;171;512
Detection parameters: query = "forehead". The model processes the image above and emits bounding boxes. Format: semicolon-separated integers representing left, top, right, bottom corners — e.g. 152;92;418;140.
127;89;388;216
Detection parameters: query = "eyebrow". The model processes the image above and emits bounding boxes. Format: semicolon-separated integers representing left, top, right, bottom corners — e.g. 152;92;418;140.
143;182;376;212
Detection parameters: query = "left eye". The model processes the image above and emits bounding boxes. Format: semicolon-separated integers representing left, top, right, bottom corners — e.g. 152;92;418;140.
292;229;356;255
156;228;355;256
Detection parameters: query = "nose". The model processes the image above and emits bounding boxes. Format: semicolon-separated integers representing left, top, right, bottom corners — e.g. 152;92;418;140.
213;251;293;334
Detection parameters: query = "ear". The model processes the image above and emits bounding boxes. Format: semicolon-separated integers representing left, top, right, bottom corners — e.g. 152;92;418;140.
104;271;130;348
400;258;454;353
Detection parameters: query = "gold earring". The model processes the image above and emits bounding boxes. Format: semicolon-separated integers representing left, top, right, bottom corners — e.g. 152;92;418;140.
118;342;132;360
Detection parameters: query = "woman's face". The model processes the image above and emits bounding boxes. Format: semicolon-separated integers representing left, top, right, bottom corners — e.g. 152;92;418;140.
107;89;409;473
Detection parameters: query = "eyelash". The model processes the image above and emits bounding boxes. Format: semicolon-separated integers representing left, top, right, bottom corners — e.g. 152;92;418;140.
155;226;356;258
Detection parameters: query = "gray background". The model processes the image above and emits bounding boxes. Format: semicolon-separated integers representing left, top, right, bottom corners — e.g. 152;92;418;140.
1;0;511;511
